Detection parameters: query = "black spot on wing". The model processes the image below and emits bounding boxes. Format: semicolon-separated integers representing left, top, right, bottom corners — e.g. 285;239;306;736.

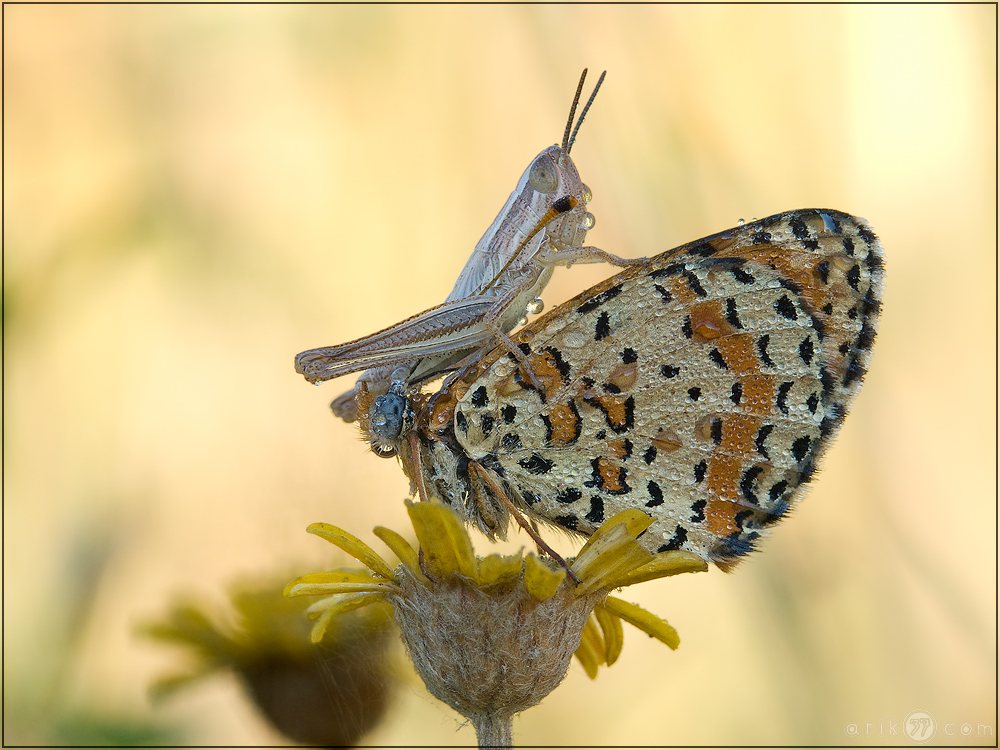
645;480;664;506
755;424;773;459
659;526;688;552
791;435;811;463
594;312;612;340
577;283;623;314
500;432;522;452
518;453;554;474
725;298;743;329
776;382;793;414
775;295;798;321
768;480;789;504
757;335;775;367
799;337;815;365
846;264;862;291
682;316;693;339
858;226;877;245
857;321;877;351
682;270;708;297
541;346;572;381
816;261;830;285
689;498;707;523
470;386;488;408
843;356;867;386
554;514;579;531
806;392;819;414
740;466;763;505
585;497;605;524
778;277;802;295
710;417;723;445
556;487;582;504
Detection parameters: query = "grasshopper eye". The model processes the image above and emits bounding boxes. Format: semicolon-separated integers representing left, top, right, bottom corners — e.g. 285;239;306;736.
527;154;559;194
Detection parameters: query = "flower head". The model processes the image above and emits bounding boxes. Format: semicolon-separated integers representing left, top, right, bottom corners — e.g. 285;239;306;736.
142;575;397;745
286;502;706;745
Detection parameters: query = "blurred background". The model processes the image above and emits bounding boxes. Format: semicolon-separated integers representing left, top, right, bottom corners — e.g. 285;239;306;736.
5;4;995;745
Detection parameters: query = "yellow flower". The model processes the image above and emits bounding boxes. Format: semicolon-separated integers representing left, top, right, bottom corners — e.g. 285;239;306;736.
142;576;397;746
286;502;706;745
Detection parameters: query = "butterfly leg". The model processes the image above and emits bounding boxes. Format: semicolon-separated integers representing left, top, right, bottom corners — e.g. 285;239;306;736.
471;462;581;584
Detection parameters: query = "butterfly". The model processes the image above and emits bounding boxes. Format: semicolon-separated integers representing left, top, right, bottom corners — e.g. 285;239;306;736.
358;208;884;570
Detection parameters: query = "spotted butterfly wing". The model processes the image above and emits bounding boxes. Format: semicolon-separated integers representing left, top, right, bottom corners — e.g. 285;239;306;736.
431;208;883;569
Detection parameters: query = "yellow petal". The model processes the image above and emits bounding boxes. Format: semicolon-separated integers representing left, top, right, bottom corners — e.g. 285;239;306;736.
612;550;708;587
603;596;680;650
373;526;431;587
574;617;604;680
283;570;385;597
594;604;624;666
523;554;566;601
573;522;654;595
306;593;387;644
406;502;478;579
573;509;654;561
287;580;396;597
477;553;525;586
306;523;395;580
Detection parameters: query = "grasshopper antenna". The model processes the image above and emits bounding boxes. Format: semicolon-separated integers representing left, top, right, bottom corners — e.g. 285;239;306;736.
565;69;606;153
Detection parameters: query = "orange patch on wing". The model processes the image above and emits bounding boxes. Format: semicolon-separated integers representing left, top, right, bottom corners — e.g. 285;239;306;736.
584;392;633;432
737;372;775;415
429;391;458;434
701;497;742;537
662;274;703;305
607;438;631;460
594;457;627;493
714;333;760;373
526;349;567;400
546;401;581;446
706;451;743;503
740;246;832;314
688;300;737;343
720;413;760;458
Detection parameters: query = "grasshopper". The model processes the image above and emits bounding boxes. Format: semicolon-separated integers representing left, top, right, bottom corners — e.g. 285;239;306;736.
295;70;646;426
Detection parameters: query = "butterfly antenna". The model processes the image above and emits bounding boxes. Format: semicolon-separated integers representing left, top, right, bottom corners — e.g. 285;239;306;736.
566;70;606;153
